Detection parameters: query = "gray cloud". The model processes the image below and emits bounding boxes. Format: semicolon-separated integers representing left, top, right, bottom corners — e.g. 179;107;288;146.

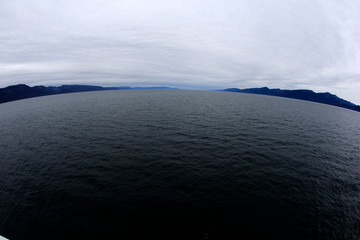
1;0;360;103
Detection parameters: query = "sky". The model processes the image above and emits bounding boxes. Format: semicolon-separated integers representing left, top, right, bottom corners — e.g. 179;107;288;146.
1;0;360;104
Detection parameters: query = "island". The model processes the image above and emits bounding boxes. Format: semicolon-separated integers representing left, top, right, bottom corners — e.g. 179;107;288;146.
222;87;360;112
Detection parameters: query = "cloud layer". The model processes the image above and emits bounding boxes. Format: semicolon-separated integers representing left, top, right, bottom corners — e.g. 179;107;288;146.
1;0;360;103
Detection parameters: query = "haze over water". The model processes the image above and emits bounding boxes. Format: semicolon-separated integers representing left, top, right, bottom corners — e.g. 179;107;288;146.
0;90;359;239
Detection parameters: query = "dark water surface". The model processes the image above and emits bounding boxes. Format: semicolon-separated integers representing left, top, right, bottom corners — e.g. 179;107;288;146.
0;90;359;239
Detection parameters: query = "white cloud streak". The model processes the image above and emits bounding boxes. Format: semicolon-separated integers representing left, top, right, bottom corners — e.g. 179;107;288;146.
1;0;360;103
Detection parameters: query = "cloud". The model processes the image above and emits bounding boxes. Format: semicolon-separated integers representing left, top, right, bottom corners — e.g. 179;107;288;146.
0;0;360;103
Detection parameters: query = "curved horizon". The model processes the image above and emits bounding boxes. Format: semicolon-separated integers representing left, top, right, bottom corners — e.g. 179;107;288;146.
1;0;360;104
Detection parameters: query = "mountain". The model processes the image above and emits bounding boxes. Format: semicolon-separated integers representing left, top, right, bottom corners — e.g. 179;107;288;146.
222;87;360;112
0;84;179;104
1;84;358;112
0;84;119;104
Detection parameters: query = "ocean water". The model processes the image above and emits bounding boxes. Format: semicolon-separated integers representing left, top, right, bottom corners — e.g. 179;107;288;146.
0;90;359;239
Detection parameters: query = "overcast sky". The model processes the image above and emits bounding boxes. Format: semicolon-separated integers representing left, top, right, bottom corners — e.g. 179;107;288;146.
1;0;360;103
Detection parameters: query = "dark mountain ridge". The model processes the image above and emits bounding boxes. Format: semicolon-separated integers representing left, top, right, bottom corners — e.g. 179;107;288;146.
0;84;181;104
0;84;359;112
0;84;119;104
223;87;360;112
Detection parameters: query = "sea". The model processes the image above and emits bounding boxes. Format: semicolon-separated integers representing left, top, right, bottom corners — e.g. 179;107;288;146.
0;90;359;239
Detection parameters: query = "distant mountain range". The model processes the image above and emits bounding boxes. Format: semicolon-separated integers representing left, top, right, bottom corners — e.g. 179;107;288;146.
222;87;360;112
0;84;359;112
0;84;176;104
